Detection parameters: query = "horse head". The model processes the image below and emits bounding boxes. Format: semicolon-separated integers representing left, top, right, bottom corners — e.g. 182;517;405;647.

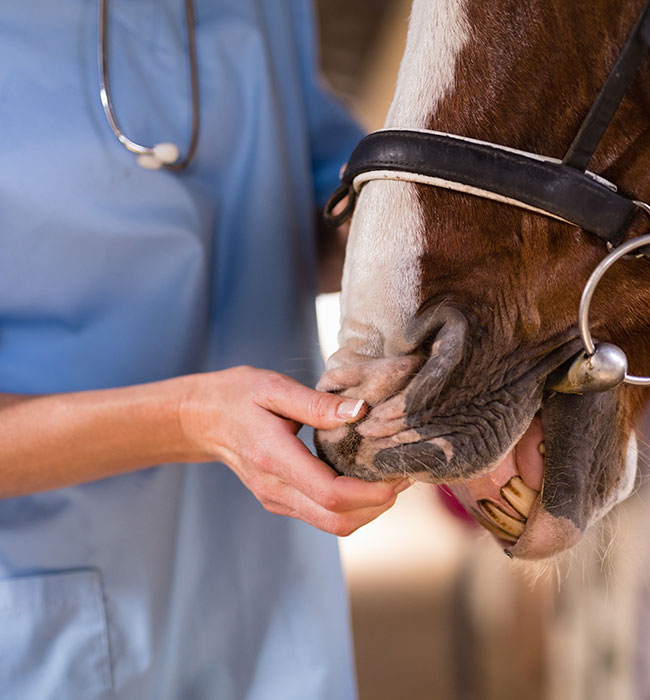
316;0;650;559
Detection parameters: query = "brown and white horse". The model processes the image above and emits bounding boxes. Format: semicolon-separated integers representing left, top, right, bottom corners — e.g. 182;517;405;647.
316;0;650;559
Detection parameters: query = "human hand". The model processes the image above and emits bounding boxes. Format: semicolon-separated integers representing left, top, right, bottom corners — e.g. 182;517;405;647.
177;366;410;535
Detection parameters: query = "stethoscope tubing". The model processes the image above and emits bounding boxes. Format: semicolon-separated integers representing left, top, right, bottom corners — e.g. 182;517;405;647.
97;0;200;169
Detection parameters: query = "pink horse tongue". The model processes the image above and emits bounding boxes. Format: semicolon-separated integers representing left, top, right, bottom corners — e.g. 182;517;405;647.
447;416;544;516
514;415;545;490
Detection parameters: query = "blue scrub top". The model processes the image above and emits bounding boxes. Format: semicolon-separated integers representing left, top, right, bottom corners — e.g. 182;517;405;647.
0;1;363;698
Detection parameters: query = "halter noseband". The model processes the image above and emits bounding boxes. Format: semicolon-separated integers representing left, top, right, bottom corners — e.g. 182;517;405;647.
325;0;650;392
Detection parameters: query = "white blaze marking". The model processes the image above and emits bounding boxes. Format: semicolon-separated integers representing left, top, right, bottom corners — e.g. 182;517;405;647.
618;430;638;503
338;180;427;358
337;0;470;362
590;430;639;527
386;0;471;128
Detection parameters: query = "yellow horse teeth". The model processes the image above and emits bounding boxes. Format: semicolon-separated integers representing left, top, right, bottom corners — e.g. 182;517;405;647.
478;499;526;539
474;510;520;543
500;476;539;519
476;477;540;543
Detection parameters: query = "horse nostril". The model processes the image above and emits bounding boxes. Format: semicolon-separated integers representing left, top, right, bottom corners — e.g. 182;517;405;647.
405;306;469;413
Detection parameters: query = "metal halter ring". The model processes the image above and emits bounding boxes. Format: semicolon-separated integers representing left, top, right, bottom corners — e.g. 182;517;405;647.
578;201;650;387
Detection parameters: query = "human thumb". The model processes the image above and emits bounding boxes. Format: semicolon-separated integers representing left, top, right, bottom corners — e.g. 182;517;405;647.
303;393;367;430
257;374;367;429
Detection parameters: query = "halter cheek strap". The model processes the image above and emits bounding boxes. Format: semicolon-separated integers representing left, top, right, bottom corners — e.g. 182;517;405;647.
563;1;650;171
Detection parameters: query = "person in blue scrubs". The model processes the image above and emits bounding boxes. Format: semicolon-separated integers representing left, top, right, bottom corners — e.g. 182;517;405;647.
0;2;409;698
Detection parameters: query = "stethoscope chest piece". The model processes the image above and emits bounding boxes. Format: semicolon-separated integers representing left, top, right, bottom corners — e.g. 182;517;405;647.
136;143;181;170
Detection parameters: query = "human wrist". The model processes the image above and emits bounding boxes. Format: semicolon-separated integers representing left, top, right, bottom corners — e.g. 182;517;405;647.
171;372;227;463
86;375;213;467
77;377;207;467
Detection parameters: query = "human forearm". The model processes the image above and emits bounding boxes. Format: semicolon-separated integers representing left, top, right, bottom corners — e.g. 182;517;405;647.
0;378;195;499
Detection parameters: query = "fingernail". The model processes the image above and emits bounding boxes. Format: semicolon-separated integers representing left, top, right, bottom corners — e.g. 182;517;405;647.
336;399;366;420
393;479;412;494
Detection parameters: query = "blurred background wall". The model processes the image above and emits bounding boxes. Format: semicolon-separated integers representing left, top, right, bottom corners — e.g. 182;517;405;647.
313;2;650;699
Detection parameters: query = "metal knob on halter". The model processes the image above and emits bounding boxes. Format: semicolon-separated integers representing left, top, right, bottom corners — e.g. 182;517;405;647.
552;343;628;394
555;207;650;394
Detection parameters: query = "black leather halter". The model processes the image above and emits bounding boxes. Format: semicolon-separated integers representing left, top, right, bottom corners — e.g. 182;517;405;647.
325;0;650;255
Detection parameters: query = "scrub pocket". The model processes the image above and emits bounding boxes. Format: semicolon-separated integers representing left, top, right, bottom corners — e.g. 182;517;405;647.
0;569;113;699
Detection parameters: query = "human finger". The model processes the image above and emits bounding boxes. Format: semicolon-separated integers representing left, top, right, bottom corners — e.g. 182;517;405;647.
255;373;368;429
263;427;410;511
263;484;398;537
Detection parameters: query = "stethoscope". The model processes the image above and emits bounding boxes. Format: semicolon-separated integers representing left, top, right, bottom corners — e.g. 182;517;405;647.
98;0;199;170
